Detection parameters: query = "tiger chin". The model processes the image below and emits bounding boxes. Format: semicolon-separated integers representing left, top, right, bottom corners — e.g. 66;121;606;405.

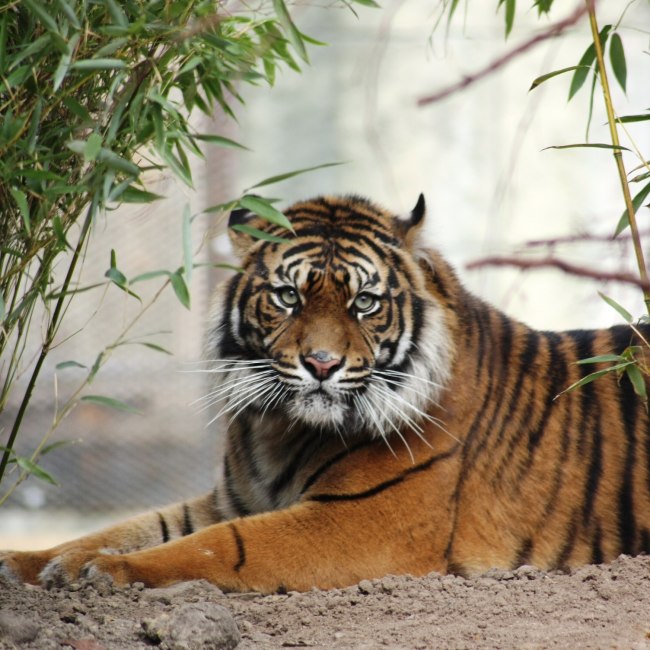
2;194;649;594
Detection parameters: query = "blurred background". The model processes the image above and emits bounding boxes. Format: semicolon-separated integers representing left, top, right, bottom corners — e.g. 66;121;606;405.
2;0;649;548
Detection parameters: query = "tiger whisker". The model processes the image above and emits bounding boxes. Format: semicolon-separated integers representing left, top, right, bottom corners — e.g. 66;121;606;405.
361;390;413;462
193;370;276;405
227;381;278;425
374;367;445;392
207;377;277;425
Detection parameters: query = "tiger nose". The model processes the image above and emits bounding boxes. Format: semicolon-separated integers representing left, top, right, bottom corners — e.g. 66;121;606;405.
303;351;342;380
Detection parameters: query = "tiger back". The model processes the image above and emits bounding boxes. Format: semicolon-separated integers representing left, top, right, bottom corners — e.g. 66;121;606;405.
2;194;649;592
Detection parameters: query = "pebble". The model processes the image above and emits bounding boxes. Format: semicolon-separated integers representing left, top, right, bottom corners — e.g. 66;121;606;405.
0;611;40;644
141;602;240;650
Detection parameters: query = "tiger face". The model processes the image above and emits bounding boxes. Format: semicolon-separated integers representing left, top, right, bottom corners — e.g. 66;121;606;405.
207;195;453;438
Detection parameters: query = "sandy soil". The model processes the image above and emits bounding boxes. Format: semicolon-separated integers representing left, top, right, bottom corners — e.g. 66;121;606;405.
2;554;650;649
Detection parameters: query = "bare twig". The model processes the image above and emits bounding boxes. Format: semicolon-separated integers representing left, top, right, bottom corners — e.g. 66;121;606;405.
466;255;650;292
417;3;588;107
525;229;650;248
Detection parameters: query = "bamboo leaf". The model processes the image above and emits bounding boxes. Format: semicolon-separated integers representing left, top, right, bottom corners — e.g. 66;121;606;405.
530;66;587;91
598;292;633;323
568;25;610;101
9;188;30;236
617;113;650;124
182;205;193;286
238;195;293;231
71;58;128;70
614;180;650;237
119;187;164;203
247;162;346;190
84;133;103;162
81;395;142;414
576;354;625;365
15;457;58;485
626;363;647;399
56;360;87;370
192;134;250;150
170;270;191;309
272;0;309;63
231;223;293;245
543;143;631;152
609;32;627;93
557;362;633;397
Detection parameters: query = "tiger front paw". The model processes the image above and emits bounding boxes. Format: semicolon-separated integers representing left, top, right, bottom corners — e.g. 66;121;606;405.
0;549;56;586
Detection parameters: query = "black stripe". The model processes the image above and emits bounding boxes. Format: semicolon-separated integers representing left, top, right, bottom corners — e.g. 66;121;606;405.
591;523;603;564
565;330;596;456
307;446;460;503
224;456;252;517
158;513;170;543
582;411;602;526
527;332;567;453
299;440;374;497
514;538;533;567
554;511;579;568
611;325;639;555
270;429;320;503
181;504;194;537
229;523;246;572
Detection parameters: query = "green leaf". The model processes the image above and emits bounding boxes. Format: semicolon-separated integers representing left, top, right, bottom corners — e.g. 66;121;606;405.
617;113;650;124
81;395;142;414
129;270;171;284
558;362;633;397
500;0;516;38
614;180;650;236
102;0;128;26
238;195;293;231
247;162;346;190
22;0;58;32
15;457;58;485
231;223;293;245
119;187;165;203
41;439;77;456
350;0;380;6
576;354;625;366
543;143;631;152
133;342;173;355
56;360;87;370
568;25;611;102
71;58;128;70
598;292;633;323
609;32;627;93
84;133;103;162
182;205;193;286
54;0;81;28
192;134;250;150
272;0;309;63
626;363;647;399
170;270;191;309
0;293;5;323
529;66;588;92
105;266;128;286
9;188;30;236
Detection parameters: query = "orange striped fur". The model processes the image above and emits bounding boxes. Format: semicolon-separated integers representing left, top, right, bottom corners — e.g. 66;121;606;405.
2;195;649;593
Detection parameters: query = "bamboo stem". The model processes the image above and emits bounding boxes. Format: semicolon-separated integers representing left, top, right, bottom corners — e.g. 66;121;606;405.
586;0;650;315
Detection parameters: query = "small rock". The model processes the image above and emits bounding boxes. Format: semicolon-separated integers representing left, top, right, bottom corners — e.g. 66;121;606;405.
0;611;40;644
142;602;240;650
142;579;223;605
358;580;373;595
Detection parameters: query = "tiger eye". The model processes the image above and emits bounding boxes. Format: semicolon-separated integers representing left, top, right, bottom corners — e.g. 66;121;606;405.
277;286;299;308
353;293;377;313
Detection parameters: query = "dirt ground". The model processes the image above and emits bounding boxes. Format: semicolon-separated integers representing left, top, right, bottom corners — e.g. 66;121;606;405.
2;554;650;649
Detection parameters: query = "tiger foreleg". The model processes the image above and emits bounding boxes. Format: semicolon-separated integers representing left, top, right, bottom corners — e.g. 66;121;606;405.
78;496;450;593
0;492;220;587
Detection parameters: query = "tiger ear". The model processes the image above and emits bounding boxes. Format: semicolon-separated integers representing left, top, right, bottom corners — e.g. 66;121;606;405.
394;193;426;248
227;207;266;258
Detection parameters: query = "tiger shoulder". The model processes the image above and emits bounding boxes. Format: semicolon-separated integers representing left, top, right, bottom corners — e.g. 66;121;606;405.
2;193;649;592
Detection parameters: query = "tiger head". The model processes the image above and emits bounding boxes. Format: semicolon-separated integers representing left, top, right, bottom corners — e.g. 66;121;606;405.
207;195;454;438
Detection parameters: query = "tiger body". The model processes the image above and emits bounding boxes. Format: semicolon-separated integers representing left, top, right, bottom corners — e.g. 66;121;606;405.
2;195;649;592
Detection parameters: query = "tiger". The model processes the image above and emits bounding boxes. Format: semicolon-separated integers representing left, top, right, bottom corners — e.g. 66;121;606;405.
2;194;650;594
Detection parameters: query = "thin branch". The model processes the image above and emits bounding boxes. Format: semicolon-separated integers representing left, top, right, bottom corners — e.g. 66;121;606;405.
466;255;650;292
417;3;588;107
